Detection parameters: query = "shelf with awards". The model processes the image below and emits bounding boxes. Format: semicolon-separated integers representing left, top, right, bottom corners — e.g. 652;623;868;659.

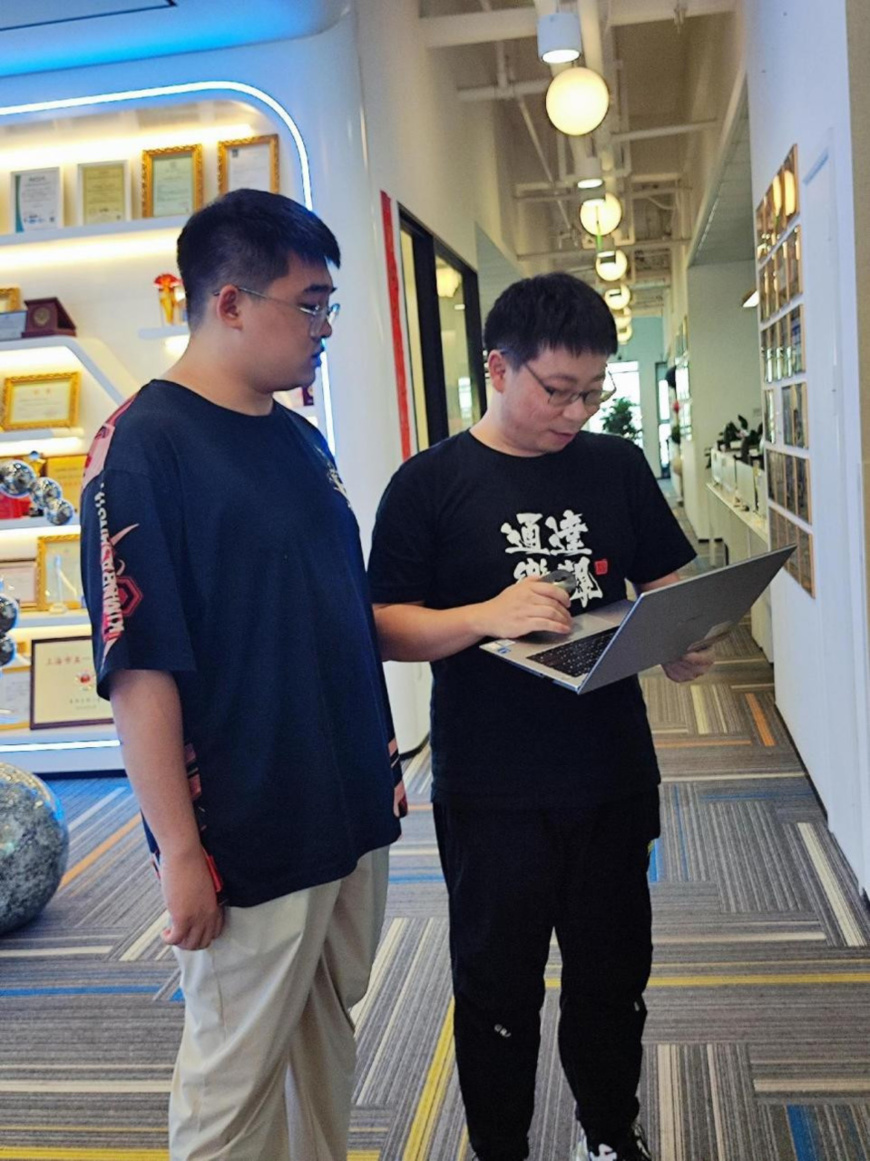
0;213;187;251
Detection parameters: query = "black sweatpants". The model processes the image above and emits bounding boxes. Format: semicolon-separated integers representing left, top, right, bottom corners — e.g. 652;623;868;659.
433;790;660;1161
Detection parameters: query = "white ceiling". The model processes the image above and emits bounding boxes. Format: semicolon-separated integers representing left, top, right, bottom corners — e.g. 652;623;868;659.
691;100;754;266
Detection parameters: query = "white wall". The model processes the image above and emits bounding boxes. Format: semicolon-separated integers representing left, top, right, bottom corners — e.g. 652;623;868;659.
681;261;762;541
612;316;665;478
746;0;870;892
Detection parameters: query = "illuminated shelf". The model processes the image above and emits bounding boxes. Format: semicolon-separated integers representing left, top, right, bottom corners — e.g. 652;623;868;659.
13;610;89;630
0;723;121;774
0;516;80;532
0;336;135;404
0;215;187;249
0;427;84;442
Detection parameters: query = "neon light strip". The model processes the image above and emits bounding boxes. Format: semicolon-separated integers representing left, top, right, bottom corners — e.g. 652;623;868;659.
0;80;336;451
0;740;121;753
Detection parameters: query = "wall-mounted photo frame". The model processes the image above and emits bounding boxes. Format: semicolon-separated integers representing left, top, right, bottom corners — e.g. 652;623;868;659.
0;287;22;313
797;527;814;596
0;558;37;609
0;662;31;732
755;201;768;262
783;146;799;224
142;144;204;219
785;523;800;579
2;371;80;431
790;306;804;374
774;243;788;312
784;454;797;516
36;533;82;611
786;226;802;301
782;385;794;446
762;326;773;384
30;635;111;730
77;159;131;226
217;134;280;195
795;456;811;523
10;167;62;233
764;389;776;445
44;454;88;512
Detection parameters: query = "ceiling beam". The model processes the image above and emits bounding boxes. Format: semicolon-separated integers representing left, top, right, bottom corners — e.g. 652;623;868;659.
611;120;719;143
606;0;734;27
421;9;537;49
517;238;689;261
458;79;549;102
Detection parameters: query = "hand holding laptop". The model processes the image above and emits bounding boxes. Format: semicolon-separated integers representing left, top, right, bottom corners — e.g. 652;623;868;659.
475;574;573;640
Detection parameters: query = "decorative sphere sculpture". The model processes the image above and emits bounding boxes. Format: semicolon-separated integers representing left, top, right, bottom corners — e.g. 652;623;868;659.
0;766;69;935
0;460;37;498
0;594;18;635
0;636;15;668
43;498;76;527
30;477;63;507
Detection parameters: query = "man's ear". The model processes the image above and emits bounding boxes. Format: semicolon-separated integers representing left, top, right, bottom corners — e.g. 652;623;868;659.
213;285;244;329
487;349;510;395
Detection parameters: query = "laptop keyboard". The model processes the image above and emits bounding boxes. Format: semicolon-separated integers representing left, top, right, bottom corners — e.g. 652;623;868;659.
528;628;619;678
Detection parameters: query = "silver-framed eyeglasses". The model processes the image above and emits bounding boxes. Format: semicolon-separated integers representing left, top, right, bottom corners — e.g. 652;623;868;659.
512;355;617;411
216;286;341;336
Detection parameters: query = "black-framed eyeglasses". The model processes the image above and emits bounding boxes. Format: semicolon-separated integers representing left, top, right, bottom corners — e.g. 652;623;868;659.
503;351;617;411
213;286;341;336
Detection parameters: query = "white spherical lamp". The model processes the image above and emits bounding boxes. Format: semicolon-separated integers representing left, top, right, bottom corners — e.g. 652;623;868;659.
617;322;633;344
603;284;632;310
545;68;610;137
595;250;628;282
579;193;623;237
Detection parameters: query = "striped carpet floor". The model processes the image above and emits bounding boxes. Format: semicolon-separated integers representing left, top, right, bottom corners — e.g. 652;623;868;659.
2;547;870;1158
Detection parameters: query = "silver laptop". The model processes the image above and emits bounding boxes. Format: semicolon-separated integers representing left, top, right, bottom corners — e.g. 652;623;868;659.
480;546;794;694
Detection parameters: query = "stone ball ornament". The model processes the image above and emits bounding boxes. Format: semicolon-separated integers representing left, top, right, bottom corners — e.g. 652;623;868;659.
0;635;15;668
0;765;69;936
0;460;37;497
0;593;18;636
43;497;75;527
0;459;75;526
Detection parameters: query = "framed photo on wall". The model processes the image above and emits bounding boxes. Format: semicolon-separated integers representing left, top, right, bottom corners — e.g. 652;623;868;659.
10;167;62;233
0;559;37;609
142;145;204;218
0;663;31;731
218;134;279;194
797;527;814;595
77;160;131;225
30;636;111;730
2;371;80;431
36;533;82;611
45;454;88;511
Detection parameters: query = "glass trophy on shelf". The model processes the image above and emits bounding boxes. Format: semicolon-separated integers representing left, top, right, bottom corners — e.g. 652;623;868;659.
47;552;70;615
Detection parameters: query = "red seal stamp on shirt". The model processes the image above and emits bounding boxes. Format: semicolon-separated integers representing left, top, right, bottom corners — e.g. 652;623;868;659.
594;559;609;576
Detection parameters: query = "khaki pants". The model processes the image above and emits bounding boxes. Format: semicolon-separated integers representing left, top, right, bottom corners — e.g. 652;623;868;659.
169;847;389;1161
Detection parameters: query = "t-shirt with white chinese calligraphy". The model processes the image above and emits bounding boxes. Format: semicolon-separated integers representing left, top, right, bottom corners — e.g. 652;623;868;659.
81;379;400;907
368;429;695;808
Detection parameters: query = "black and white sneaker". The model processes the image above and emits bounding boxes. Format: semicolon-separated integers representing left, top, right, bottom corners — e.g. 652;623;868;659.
584;1121;653;1161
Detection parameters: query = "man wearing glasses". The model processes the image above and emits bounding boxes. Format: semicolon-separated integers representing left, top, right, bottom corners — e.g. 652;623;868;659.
81;189;403;1160
368;273;711;1161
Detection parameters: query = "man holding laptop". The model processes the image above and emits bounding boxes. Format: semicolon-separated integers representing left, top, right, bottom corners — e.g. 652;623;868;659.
368;274;712;1161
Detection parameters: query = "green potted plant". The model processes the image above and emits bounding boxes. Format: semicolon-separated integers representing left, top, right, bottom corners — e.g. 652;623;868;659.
601;397;639;441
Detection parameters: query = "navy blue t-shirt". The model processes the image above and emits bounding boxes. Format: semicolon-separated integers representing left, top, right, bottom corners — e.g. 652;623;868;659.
81;380;400;907
368;431;695;809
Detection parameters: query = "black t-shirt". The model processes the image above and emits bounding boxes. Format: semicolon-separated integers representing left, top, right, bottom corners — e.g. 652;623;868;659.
81;380;400;907
368;430;695;809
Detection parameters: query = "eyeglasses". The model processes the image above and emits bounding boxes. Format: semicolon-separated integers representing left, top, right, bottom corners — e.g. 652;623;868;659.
213;286;341;336
510;355;617;411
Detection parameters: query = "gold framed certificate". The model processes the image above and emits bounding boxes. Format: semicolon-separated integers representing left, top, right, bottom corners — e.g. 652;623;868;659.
2;372;80;430
36;533;82;611
0;663;31;732
30;636;111;730
218;134;280;194
142;145;204;218
45;454;88;512
78;160;131;225
0;287;22;313
0;559;37;610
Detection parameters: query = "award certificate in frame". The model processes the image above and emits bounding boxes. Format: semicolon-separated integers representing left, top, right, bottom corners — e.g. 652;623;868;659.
0;559;37;609
36;533;82;611
45;454;88;511
11;167;62;233
0;663;31;732
142;145;204;218
2;372;80;430
30;636;112;730
78;160;131;225
218;134;279;194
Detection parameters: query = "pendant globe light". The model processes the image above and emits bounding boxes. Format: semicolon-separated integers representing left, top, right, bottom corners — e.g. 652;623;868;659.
617;321;633;344
579;192;623;238
595;249;628;282
545;67;610;136
603;284;632;310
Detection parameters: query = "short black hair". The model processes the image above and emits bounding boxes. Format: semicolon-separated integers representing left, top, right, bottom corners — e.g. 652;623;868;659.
484;272;617;365
177;189;341;328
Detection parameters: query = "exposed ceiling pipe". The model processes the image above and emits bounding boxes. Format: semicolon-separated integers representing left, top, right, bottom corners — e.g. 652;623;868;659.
421;9;537;49
458;79;549;102
611;120;719;143
516;95;575;235
605;0;734;27
517;237;689;261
